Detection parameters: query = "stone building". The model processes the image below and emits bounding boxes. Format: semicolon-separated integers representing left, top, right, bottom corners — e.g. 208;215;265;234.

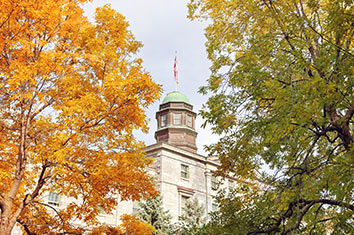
145;91;230;221
12;91;231;234
81;90;231;224
88;90;232;223
67;91;229;223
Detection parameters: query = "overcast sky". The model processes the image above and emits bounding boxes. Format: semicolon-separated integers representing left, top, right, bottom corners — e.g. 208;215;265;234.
83;0;218;155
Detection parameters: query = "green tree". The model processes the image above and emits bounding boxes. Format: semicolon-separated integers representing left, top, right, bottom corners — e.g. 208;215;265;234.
189;0;354;234
174;198;206;235
136;196;173;235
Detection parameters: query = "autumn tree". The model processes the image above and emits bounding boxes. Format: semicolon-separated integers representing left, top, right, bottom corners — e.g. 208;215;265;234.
189;0;354;234
0;1;160;234
90;215;156;235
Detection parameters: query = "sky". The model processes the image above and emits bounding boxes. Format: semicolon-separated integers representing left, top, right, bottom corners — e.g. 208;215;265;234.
83;0;218;155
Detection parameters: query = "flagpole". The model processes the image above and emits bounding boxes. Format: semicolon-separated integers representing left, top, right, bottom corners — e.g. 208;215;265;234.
174;51;178;91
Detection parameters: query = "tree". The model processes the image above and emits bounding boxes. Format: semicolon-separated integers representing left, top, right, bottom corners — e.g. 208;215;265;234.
135;195;173;235
0;1;161;234
174;198;206;235
90;215;156;235
188;0;354;234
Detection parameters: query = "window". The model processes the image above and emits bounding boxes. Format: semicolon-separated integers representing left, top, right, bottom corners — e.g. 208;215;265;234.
161;114;167;127
48;192;60;207
181;195;190;215
174;113;181;125
211;176;218;190
187;115;192;127
181;164;189;179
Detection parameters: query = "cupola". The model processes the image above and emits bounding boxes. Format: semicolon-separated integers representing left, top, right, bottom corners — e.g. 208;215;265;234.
155;91;197;153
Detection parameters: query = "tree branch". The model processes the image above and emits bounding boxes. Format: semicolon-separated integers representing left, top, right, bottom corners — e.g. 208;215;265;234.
249;198;353;234
16;219;37;235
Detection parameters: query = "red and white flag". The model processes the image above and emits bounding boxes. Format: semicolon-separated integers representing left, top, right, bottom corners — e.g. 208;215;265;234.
174;55;178;85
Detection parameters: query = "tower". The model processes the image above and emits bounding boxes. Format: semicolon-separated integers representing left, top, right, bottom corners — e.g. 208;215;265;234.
154;91;197;153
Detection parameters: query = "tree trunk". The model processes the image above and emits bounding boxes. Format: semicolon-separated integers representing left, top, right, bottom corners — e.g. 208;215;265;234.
0;202;16;235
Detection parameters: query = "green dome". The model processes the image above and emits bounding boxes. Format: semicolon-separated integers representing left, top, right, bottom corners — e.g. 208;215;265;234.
162;91;191;105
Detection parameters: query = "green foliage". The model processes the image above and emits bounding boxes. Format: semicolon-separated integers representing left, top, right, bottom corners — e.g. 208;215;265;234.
174;198;207;235
189;0;354;234
135;197;208;235
135;196;173;235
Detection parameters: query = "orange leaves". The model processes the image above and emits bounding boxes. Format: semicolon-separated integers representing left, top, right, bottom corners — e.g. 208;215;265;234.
120;214;156;235
0;1;160;234
89;215;155;235
94;5;135;54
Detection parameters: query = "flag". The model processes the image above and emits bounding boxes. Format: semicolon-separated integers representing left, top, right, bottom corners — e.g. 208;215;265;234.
174;55;178;85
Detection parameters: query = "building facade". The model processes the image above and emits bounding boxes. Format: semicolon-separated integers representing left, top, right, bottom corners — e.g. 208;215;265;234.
145;91;228;221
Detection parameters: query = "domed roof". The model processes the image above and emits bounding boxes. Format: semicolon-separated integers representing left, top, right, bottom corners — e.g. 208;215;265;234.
162;91;191;105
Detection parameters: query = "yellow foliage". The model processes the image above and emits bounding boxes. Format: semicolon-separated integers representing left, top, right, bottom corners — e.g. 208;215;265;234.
89;214;155;235
0;1;160;234
120;214;156;235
